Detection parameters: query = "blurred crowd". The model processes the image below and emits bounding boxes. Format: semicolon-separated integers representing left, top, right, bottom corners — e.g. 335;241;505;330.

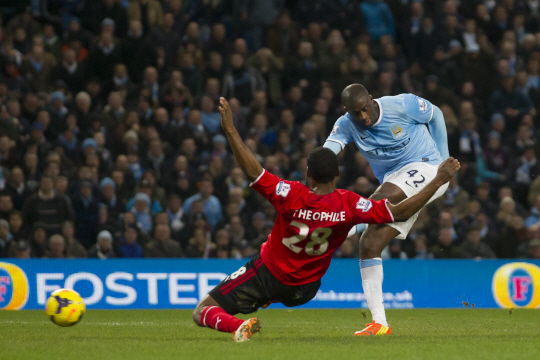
1;0;540;260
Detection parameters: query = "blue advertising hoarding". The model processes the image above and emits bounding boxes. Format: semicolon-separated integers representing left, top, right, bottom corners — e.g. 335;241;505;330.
1;259;540;310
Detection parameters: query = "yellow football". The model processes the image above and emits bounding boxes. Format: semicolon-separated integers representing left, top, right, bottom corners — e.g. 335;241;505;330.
45;289;86;327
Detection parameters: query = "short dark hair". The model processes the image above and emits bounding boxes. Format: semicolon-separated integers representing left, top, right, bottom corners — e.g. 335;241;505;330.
307;147;339;184
341;84;369;105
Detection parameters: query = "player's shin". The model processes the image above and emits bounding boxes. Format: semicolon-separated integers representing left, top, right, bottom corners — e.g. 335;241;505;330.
359;258;388;327
200;306;245;333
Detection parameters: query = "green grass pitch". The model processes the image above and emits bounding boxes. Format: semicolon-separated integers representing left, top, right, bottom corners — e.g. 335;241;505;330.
1;309;539;360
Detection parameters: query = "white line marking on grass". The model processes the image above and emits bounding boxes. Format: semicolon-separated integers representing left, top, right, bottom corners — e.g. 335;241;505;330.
0;320;180;326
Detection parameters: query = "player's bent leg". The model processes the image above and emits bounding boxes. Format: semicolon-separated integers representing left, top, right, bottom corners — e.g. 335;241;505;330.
192;294;221;326
194;256;267;341
193;294;260;342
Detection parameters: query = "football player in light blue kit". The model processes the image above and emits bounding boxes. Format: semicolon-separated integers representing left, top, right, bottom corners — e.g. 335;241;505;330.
324;84;450;335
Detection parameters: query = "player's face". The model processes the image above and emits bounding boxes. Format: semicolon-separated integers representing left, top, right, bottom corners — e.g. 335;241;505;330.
346;96;375;127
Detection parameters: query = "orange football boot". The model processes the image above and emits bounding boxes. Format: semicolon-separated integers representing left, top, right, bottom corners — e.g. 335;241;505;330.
354;321;392;336
233;318;262;342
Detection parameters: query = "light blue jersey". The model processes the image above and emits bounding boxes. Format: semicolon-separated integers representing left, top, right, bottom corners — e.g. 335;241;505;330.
325;94;443;183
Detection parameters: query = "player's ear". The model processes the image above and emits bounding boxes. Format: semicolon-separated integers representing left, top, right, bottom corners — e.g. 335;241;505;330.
369;94;373;103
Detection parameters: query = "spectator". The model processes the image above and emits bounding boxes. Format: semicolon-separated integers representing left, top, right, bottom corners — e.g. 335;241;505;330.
88;230;117;259
460;226;497;259
22;176;74;235
131;192;153;234
222;53;266;106
11;239;32;259
29;222;47;258
72;180;99;247
61;221;87;258
474;182;498;219
484;131;508;174
144;223;183;258
126;179;163;214
526;194;540;228
142;139;166;180
360;0;395;40
266;10;299;60
52;48;86;95
246;212;266;241
489;75;534;129
0;219;13;257
200;95;221;134
166;194;185;234
284;41;320;101
99;177;125;222
526;239;540;259
88;0;129;37
8;211;25;241
127;0;164;34
381;239;408;259
247;48;284;104
45;234;66;258
241;0;284;51
184;228;212;258
183;179;222;231
20;44;56;92
88;31;122;82
226;215;246;247
0;194;14;221
430;228;465;259
118;224;143;258
413;234;433;259
442;175;470;219
511;145;540;204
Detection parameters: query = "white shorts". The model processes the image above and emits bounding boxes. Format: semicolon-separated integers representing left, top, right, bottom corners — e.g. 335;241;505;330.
382;162;448;239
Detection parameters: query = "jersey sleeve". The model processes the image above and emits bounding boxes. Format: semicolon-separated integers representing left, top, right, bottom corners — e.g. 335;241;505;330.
324;116;353;152
403;94;434;124
250;169;303;212
349;193;394;224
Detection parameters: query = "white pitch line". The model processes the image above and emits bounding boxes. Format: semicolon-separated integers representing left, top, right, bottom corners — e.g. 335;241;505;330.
0;320;181;326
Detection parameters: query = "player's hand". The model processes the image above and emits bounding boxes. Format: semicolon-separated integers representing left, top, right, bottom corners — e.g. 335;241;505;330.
219;97;234;133
435;157;460;184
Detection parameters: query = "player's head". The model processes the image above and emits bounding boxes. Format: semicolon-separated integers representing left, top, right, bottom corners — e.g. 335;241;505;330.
341;84;376;127
306;147;339;184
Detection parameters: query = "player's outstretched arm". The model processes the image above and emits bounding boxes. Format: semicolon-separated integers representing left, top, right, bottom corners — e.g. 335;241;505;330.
219;97;263;182
387;158;460;222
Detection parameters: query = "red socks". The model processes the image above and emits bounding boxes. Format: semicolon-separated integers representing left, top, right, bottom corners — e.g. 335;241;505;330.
200;306;244;333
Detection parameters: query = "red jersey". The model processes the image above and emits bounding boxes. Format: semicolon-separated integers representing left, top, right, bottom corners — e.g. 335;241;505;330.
250;169;394;286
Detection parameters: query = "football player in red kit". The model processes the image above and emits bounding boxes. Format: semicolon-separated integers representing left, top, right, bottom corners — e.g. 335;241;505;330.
192;97;460;342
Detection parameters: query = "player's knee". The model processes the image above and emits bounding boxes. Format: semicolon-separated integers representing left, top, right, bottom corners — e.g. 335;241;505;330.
360;234;382;257
192;304;204;326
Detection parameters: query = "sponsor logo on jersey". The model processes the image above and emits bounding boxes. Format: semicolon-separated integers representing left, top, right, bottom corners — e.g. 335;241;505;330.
418;98;427;113
365;137;411;156
391;125;405;139
0;262;29;310
492;262;540;308
276;181;291;197
330;125;339;135
356;198;372;212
